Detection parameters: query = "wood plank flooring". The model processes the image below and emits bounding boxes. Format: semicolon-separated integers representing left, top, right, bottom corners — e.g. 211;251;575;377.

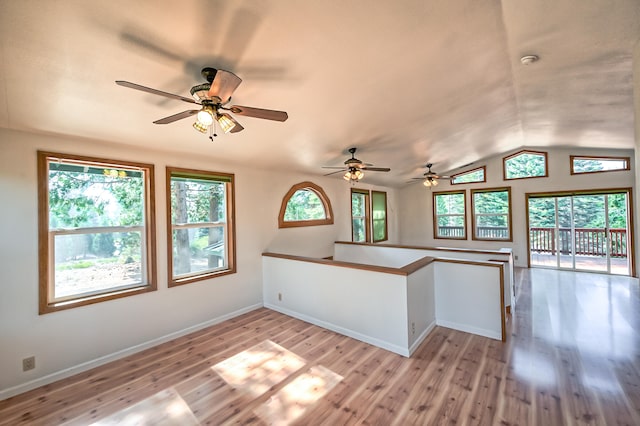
1;267;640;425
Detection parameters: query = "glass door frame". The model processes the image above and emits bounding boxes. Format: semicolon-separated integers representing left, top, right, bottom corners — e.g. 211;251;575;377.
525;188;634;276
571;193;609;273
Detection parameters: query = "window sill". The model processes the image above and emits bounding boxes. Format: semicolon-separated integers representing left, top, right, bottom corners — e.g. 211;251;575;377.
169;268;236;287
40;284;155;314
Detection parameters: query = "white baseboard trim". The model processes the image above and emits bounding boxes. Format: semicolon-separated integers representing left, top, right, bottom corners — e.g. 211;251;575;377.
0;304;262;401
436;319;501;341
264;303;410;357
408;320;436;356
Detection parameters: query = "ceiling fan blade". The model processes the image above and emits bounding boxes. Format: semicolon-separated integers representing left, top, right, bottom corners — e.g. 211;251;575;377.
220;113;244;133
230;124;244;133
323;169;347;176
153;110;199;124
322;166;349;170
362;167;391;172
230;105;288;121
208;70;242;102
116;81;197;104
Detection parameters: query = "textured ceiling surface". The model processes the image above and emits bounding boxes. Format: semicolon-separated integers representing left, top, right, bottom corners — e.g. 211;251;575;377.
1;0;638;186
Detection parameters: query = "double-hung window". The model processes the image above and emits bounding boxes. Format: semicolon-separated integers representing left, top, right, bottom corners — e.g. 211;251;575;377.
433;190;466;239
351;189;370;242
167;167;236;286
371;191;388;242
471;187;512;241
38;151;156;313
350;189;387;243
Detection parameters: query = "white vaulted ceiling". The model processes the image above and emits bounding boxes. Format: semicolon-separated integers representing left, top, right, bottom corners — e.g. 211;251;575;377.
1;0;638;186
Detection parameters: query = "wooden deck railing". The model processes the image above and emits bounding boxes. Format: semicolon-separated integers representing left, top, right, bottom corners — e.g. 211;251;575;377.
437;226;465;237
438;226;509;239
438;226;628;257
529;227;627;258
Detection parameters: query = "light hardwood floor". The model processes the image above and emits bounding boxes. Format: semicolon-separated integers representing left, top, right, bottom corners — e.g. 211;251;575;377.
1;268;640;425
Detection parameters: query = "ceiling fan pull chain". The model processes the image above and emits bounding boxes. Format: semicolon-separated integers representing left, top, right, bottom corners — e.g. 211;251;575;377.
210;119;218;140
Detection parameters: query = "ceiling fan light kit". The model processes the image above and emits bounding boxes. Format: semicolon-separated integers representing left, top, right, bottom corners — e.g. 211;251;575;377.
216;113;236;133
192;120;209;133
423;177;438;187
196;106;215;126
343;169;364;181
410;163;450;187
322;147;390;183
116;67;288;138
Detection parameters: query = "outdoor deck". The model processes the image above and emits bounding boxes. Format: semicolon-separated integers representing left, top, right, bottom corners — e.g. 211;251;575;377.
531;253;630;275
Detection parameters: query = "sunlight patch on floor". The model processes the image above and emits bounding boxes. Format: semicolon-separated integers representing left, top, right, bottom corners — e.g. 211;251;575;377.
254;365;343;425
512;347;556;387
90;387;198;426
212;339;307;398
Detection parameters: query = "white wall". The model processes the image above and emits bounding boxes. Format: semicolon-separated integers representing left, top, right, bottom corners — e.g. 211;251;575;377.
434;261;503;340
264;246;505;351
398;146;636;270
0;128;398;397
406;264;436;350
633;39;640;276
263;256;411;355
334;243;513;309
333;244;429;267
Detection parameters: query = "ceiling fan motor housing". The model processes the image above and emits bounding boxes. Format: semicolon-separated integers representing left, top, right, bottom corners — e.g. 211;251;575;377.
191;68;223;101
201;67;218;83
191;83;223;104
345;158;363;166
190;83;211;101
345;147;363;166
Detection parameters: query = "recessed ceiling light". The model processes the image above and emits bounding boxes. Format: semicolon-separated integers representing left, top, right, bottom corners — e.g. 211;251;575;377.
520;55;539;65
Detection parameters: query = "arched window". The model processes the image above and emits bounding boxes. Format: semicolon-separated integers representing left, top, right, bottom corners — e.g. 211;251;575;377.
278;182;334;228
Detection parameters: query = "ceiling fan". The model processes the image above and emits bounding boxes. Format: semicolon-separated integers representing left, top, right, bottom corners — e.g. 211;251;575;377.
411;163;451;187
116;67;288;138
322;148;391;182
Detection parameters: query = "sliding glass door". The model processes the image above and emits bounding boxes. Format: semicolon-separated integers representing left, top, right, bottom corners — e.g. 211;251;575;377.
528;191;630;275
557;197;573;269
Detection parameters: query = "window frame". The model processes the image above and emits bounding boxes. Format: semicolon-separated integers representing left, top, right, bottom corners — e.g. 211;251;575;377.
351;188;371;242
570;155;631;175
450;166;486;185
166;167;236;287
470;186;513;242
371;190;388;243
350;189;388;243
278;181;334;228
432;190;467;240
503;150;548;181
37;151;157;314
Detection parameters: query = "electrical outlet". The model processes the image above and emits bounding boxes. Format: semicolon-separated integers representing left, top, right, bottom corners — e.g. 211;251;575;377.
278;292;282;301
515;255;519;260
23;356;35;372
411;322;415;335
